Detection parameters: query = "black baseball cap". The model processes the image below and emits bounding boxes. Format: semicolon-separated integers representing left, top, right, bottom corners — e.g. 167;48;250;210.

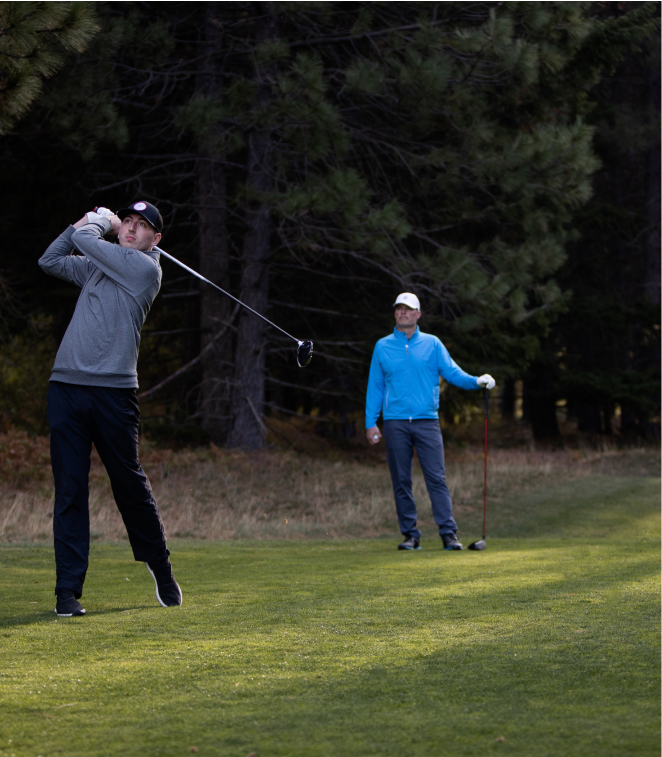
117;201;163;233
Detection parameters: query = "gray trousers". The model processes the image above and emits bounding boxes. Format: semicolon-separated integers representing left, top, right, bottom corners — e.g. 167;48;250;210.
383;419;457;540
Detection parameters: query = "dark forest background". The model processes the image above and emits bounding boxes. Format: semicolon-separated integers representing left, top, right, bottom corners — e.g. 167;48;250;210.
0;1;659;450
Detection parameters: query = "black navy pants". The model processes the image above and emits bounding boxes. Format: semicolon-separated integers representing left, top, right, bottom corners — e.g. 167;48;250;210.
47;381;169;598
383;419;458;541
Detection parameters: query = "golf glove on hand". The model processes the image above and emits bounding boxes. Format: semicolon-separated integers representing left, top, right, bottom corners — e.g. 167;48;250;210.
477;374;496;390
85;207;115;225
94;206;115;218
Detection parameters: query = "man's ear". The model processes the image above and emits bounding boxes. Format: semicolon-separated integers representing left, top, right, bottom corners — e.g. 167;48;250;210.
153;232;162;246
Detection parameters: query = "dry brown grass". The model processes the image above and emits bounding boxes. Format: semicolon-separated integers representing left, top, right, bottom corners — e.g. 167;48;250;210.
0;426;658;543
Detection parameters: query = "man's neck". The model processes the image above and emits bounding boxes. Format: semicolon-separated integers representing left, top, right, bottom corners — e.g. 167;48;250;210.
396;325;417;340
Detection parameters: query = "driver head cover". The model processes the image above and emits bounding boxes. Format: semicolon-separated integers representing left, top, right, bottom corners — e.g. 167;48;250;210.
393;292;420;310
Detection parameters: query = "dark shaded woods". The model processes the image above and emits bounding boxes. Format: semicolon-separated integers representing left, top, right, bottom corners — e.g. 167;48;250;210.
0;2;659;448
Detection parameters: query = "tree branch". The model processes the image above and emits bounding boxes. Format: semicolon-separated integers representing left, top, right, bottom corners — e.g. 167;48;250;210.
137;304;240;401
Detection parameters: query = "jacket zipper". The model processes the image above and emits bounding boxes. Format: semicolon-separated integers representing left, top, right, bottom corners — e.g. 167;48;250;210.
406;342;412;421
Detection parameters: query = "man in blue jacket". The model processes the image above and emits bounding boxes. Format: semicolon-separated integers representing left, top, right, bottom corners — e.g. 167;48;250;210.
365;293;495;551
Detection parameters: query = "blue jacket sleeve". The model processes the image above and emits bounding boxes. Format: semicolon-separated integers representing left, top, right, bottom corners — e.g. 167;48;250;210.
365;344;386;428
436;340;480;390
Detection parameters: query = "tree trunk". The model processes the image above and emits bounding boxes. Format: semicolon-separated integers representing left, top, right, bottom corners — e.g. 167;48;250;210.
227;4;277;450
525;354;560;440
644;35;661;307
577;402;601;434
196;2;233;444
500;378;516;420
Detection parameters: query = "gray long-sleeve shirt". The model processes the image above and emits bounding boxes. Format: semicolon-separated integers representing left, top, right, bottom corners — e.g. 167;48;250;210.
38;219;161;388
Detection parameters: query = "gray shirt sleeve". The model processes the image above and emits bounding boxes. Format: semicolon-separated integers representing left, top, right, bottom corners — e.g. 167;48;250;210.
71;221;161;297
38;225;95;288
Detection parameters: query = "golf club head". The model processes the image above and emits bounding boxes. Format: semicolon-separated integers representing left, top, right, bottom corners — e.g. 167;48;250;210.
297;340;313;368
468;539;486;551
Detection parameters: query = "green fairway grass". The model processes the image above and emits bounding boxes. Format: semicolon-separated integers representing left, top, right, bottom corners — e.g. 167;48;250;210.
1;475;659;756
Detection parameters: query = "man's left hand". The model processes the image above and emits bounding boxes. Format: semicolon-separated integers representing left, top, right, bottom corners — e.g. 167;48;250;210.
477;374;496;390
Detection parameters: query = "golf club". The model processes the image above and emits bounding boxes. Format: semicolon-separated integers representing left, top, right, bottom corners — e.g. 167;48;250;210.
468;387;489;550
153;246;313;368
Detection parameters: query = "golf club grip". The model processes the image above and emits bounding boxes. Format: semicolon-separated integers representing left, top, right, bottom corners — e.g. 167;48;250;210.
484;387;489;417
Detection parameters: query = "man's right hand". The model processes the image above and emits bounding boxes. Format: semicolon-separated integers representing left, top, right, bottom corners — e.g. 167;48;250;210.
92;207;120;234
72;209;121;234
88;207;121;234
366;426;382;445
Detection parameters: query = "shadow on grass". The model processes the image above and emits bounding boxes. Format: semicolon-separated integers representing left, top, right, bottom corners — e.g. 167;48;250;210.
5;539;657;756
1;475;658;634
0;604;168;629
478;475;660;540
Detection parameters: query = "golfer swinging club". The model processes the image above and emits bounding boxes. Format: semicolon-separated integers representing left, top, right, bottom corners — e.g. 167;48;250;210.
365;293;495;551
39;201;182;616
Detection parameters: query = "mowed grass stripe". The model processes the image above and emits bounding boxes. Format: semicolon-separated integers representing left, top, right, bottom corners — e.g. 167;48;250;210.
0;475;659;756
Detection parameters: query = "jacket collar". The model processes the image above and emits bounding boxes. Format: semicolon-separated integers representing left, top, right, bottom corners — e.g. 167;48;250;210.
393;325;420;342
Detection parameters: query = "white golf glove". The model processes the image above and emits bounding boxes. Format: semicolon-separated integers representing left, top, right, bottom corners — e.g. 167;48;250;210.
477;374;496;390
86;206;115;224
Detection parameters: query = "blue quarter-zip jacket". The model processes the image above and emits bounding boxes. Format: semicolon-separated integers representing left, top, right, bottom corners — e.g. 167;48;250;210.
365;326;480;428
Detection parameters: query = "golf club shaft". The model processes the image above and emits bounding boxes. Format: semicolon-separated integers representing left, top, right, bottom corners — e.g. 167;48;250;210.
483;388;488;540
154;246;299;344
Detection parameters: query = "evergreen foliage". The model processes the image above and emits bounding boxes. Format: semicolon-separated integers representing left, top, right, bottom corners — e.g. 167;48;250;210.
167;1;611;446
550;2;661;439
0;2;658;444
0;1;99;133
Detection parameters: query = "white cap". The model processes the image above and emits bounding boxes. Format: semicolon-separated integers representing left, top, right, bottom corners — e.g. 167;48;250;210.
393;292;420;310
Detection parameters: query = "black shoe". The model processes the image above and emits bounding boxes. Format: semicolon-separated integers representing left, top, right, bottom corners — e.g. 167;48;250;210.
398;536;421;550
146;561;182;607
54;590;86;617
441;532;463;550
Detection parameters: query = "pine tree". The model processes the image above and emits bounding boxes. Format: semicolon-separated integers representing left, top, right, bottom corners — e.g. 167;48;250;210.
174;2;611;448
1;1;656;446
552;2;660;439
0;1;99;133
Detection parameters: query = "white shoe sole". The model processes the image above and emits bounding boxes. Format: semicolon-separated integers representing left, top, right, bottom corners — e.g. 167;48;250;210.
145;563;182;607
53;608;85;617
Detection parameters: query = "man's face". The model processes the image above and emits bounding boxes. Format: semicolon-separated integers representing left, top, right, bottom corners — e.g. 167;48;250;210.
118;213;161;251
394;304;421;329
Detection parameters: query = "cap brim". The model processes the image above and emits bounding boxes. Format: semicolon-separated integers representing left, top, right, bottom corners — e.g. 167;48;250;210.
117;207;161;232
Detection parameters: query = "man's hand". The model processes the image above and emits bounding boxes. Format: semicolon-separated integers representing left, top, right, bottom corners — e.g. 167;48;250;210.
92;207;121;234
477;374;496;390
72;208;121;234
366;426;382;445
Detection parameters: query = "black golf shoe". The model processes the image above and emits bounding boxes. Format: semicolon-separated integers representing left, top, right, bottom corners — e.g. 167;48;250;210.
398;536;421;550
54;589;86;617
146;561;183;607
441;532;463;550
